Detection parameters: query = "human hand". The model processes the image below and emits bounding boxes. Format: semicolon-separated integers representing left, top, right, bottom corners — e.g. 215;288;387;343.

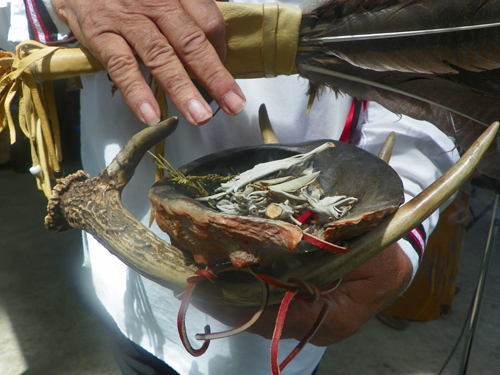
51;0;246;125
196;243;413;346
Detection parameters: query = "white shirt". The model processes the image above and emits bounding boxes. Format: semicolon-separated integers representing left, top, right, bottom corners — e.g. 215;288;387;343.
7;0;459;374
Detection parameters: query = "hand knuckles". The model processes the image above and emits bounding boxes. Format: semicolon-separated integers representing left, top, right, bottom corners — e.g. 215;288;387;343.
140;42;177;70
202;14;225;39
199;68;228;89
102;55;140;97
165;77;193;101
106;66;143;99
119;80;144;100
105;53;137;78
178;29;209;56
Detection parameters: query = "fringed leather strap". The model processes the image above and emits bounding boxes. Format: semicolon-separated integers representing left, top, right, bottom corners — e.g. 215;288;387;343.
1;41;64;197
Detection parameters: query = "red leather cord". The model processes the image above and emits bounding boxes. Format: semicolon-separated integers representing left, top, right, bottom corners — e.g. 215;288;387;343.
268;280;335;375
296;210;315;223
195;271;269;341
178;268;270;353
186;268;217;283
271;290;298;375
177;281;211;356
302;232;350;254
277;298;332;372
251;270;342;375
178;268;342;375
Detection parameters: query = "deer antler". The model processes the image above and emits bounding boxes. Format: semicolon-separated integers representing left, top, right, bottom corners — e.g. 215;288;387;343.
45;118;197;293
44;117;499;306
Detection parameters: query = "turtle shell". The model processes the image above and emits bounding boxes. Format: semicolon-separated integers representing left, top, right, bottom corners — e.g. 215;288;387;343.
150;140;404;269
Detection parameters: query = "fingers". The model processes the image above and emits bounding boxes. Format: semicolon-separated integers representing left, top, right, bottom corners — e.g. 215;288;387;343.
122;16;211;124
95;33;162;125
52;0;245;126
149;1;246;123
53;0;162;124
180;0;226;62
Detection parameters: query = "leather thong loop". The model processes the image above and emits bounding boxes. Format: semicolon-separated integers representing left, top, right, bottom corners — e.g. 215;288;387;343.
248;268;342;375
266;277;338;375
178;267;270;353
177;270;214;357
195;269;270;341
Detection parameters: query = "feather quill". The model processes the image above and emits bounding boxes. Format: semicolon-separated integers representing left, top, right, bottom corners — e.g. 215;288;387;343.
296;0;500;178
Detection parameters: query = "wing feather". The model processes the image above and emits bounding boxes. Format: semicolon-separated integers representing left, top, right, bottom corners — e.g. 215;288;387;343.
297;0;500;178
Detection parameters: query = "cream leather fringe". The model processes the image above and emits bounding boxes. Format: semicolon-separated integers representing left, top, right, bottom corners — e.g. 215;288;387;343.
1;42;64;197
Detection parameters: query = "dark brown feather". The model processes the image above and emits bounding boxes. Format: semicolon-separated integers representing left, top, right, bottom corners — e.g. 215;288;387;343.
297;0;500;178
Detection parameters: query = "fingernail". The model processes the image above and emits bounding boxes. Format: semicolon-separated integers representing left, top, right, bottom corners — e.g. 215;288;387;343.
223;91;246;115
188;99;212;125
139;102;160;125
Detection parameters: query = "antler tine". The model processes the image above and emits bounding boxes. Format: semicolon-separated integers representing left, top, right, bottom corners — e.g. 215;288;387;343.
279;121;499;289
44;115;499;307
107;117;178;188
45;116;197;292
259;104;280;144
378;131;396;163
195;121;499;306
